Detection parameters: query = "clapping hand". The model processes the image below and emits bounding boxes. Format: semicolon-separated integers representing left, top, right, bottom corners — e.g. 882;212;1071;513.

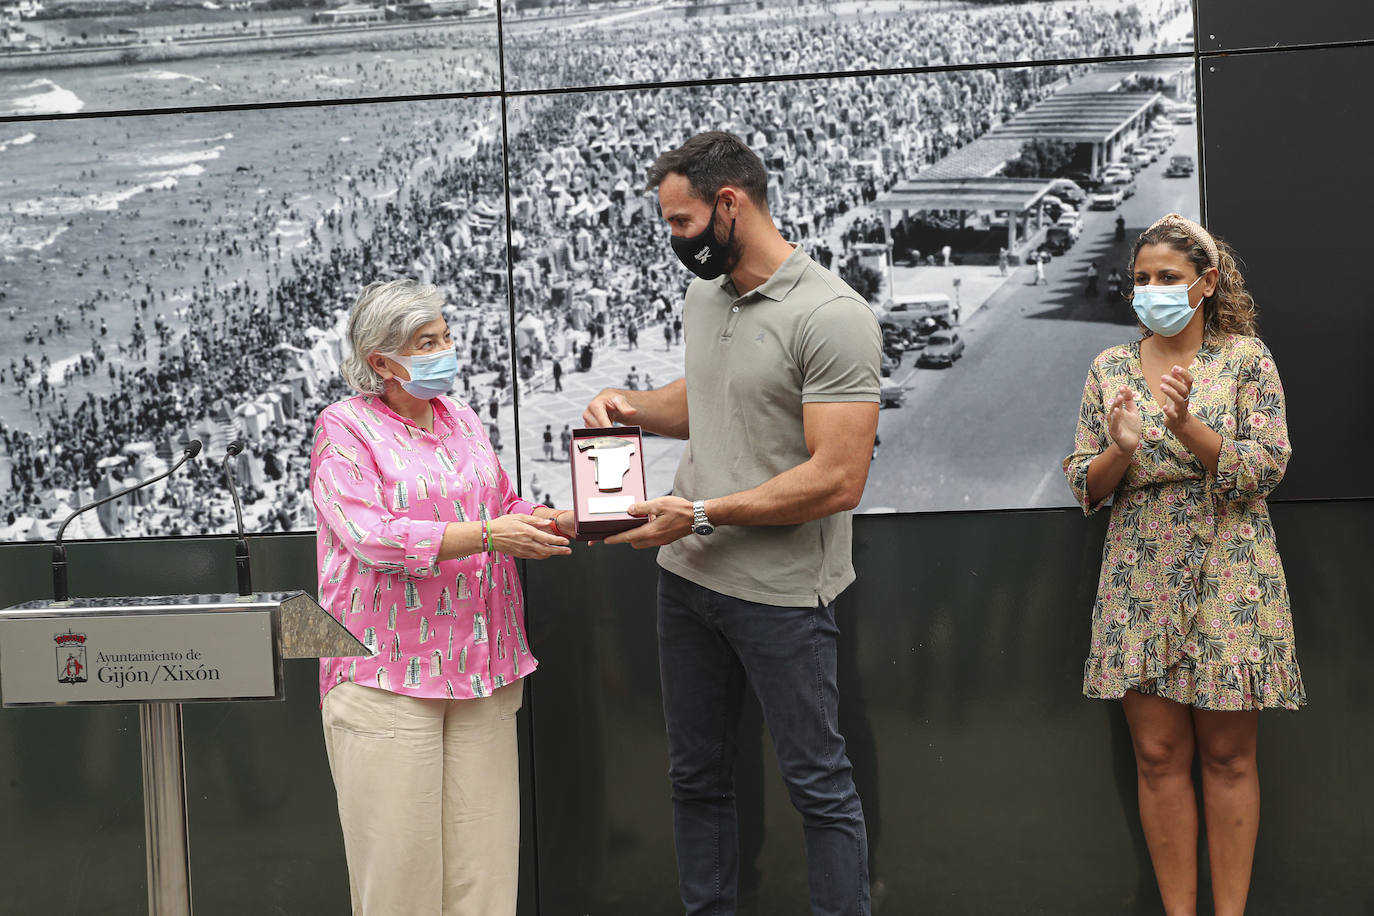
1107;386;1143;456
1158;365;1193;434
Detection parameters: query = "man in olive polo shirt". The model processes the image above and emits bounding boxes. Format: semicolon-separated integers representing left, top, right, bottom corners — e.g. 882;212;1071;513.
584;131;878;916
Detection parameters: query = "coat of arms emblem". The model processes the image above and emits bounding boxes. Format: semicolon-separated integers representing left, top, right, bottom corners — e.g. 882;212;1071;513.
55;631;88;685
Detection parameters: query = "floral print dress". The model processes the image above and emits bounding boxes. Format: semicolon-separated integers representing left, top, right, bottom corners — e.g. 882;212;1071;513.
1064;334;1306;711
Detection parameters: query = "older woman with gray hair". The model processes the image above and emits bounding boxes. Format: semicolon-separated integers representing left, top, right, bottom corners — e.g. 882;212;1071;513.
311;278;572;914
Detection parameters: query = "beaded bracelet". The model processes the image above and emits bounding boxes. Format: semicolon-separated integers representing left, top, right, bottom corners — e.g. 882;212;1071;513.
481;519;490;553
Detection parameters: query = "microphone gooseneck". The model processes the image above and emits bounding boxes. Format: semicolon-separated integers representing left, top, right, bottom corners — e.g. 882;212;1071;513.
222;439;253;597
51;543;68;606
51;439;204;602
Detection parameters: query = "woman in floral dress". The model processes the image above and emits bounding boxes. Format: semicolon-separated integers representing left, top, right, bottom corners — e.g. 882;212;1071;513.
1063;214;1305;916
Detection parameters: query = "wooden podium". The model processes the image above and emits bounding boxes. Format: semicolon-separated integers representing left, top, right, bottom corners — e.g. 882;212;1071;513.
0;591;369;915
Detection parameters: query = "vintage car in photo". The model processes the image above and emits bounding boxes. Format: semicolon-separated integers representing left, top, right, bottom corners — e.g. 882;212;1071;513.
916;330;966;368
874;292;954;331
1046;178;1088;206
1091;186;1125;210
1056;211;1084;240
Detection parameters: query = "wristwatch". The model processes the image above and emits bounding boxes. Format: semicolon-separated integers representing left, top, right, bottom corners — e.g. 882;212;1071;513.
692;500;715;536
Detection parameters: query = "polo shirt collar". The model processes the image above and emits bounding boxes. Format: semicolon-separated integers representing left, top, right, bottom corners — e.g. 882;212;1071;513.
716;244;810;302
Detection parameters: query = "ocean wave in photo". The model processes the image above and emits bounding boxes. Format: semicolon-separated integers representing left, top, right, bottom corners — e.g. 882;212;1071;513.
0;132;37;154
0;224;69;256
140;163;208;180
121;145;226;170
13;178;179;218
3;79;85;116
176;132;235;145
272;219;307;239
133;69;209;84
43;352;85;387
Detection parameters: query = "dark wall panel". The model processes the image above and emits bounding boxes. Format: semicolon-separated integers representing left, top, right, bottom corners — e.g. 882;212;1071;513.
1196;0;1374;51
0;533;540;916
2;499;1370;913
1200;44;1374;501
523;504;1374;914
0;539;146;914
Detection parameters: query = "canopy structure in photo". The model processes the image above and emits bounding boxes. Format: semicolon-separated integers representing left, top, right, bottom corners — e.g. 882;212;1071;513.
918;61;1194;184
871;176;1060;252
1061;59;1197;98
983;91;1163;174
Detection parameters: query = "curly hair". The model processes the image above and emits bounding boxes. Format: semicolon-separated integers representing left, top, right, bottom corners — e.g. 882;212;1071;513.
1130;218;1257;343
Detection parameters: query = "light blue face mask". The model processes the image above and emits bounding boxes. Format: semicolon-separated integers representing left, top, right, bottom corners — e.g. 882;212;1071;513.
1132;275;1206;337
385;346;459;399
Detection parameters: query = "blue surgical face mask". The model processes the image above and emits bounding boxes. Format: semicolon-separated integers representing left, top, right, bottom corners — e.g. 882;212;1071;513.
385;346;459;399
1132;275;1206;337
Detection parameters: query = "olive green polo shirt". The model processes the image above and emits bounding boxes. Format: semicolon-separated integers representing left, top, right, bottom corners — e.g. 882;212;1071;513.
657;245;882;607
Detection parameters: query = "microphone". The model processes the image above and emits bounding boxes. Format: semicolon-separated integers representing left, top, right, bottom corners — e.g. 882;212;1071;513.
52;439;203;603
222;438;253;598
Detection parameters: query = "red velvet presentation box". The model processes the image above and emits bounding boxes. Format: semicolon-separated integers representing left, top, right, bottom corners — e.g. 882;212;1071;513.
569;426;648;541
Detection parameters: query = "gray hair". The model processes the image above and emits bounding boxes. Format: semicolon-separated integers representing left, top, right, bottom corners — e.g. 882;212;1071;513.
340;279;445;394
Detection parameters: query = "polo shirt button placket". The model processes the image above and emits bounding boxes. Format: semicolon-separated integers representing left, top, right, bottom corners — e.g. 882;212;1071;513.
723;301;745;339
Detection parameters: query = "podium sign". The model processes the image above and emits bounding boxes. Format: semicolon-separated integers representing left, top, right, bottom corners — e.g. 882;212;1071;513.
0;590;366;914
0;608;279;707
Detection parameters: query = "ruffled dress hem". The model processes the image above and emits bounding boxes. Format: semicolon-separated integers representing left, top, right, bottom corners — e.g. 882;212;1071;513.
1082;654;1307;712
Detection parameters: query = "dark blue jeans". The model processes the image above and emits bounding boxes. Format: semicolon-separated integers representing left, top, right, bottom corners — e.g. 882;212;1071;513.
657;569;870;916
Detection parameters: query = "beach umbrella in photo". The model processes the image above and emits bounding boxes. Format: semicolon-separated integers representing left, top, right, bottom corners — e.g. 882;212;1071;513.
0;515;37;542
515;312;546;352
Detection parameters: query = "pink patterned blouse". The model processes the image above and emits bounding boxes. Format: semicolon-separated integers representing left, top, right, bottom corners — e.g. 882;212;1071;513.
311;394;540;703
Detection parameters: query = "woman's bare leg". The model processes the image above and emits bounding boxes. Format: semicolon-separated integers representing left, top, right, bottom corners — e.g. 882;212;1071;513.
1193;708;1260;916
1121;690;1199;916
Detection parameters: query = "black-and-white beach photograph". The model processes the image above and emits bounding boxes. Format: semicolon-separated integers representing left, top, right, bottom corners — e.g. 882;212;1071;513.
0;0;498;115
0;0;1207;540
501;0;1194;92
508;56;1202;514
0;97;515;541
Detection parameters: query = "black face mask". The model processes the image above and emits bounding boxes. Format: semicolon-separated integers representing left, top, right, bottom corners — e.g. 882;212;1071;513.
670;198;737;280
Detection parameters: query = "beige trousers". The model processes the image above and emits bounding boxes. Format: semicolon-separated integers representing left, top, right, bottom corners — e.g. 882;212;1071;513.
321;680;524;916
